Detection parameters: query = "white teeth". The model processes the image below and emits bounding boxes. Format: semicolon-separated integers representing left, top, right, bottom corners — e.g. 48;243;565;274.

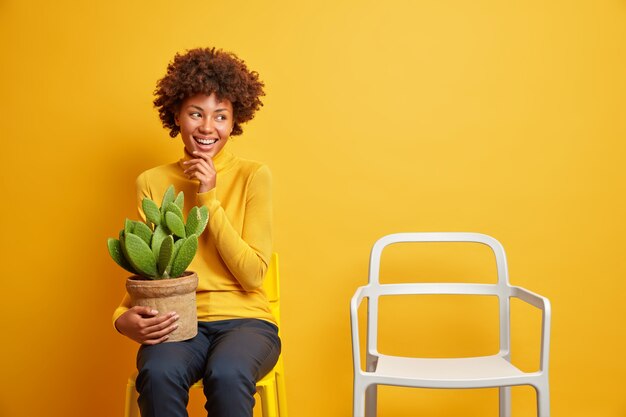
195;138;217;145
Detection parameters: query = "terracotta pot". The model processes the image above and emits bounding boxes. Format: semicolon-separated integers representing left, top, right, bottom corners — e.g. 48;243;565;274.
126;272;198;342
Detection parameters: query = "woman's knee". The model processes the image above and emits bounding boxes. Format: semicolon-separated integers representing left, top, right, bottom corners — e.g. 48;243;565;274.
137;361;188;391
204;361;255;391
136;348;195;393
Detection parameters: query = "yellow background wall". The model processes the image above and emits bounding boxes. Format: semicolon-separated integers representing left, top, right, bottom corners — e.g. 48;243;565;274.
1;0;624;416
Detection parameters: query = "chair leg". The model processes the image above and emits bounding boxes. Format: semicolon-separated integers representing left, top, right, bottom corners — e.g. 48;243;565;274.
275;371;288;417
258;381;279;417
353;381;365;417
364;384;377;417
536;384;550;417
124;380;139;417
499;386;511;417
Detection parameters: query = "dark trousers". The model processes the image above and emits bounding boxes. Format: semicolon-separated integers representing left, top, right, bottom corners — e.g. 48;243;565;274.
136;319;281;417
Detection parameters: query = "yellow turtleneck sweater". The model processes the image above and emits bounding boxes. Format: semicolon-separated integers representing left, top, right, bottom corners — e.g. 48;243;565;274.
112;144;275;325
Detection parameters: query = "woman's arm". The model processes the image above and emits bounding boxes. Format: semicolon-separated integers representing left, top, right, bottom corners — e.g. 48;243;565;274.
197;164;273;291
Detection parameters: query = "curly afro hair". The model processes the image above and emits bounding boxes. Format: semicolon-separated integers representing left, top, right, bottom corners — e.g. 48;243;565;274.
154;47;265;138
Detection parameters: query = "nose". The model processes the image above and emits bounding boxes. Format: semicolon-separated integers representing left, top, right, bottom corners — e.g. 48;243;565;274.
199;117;214;133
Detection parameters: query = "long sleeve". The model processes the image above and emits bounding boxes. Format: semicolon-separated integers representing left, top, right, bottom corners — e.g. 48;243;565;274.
197;165;272;291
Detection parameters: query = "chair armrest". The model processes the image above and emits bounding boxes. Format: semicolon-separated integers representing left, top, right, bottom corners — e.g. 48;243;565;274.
510;286;548;309
510;286;551;372
350;286;369;373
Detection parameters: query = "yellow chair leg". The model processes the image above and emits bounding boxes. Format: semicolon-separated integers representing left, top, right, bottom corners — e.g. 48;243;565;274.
258;380;278;417
124;379;139;417
276;370;288;417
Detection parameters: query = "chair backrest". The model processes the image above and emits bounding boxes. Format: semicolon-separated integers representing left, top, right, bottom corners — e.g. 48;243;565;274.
369;232;509;287
365;233;512;356
262;253;281;325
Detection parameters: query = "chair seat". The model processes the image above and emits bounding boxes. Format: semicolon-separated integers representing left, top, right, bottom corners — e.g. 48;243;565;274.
372;354;524;383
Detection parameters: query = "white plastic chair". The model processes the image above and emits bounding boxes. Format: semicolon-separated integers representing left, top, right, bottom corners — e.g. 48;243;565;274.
350;233;551;417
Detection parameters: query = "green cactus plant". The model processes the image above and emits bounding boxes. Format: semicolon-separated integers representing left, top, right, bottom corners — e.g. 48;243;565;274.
107;185;209;279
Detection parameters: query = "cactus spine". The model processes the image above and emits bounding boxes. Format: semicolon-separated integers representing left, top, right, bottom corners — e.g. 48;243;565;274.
107;185;209;279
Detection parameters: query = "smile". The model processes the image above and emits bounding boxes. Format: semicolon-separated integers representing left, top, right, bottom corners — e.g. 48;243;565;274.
194;137;218;145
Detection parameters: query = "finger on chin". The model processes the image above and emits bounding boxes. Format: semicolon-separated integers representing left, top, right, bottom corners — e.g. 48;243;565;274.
192;151;213;162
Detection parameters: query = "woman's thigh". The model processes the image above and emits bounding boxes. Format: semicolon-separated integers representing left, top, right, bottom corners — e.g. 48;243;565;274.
137;327;211;387
203;319;281;381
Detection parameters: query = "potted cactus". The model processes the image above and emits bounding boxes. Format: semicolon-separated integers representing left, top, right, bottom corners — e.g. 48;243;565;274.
108;185;208;342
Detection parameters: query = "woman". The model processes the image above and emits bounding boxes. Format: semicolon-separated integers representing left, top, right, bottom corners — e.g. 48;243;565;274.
112;47;280;417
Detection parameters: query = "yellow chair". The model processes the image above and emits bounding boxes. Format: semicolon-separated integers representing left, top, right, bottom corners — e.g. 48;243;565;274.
124;253;288;417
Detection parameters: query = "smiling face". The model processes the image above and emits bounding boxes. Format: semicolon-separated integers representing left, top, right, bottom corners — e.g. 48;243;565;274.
175;93;234;158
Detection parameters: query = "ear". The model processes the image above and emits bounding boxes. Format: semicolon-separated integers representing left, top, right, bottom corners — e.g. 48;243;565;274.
174;116;180;126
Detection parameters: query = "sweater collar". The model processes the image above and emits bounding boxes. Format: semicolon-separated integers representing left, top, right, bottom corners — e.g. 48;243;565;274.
178;144;236;172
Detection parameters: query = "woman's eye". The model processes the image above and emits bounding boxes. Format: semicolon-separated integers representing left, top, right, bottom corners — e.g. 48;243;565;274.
190;112;201;118
216;114;227;121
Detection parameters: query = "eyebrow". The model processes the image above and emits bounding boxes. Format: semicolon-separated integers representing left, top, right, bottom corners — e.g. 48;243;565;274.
188;104;231;113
